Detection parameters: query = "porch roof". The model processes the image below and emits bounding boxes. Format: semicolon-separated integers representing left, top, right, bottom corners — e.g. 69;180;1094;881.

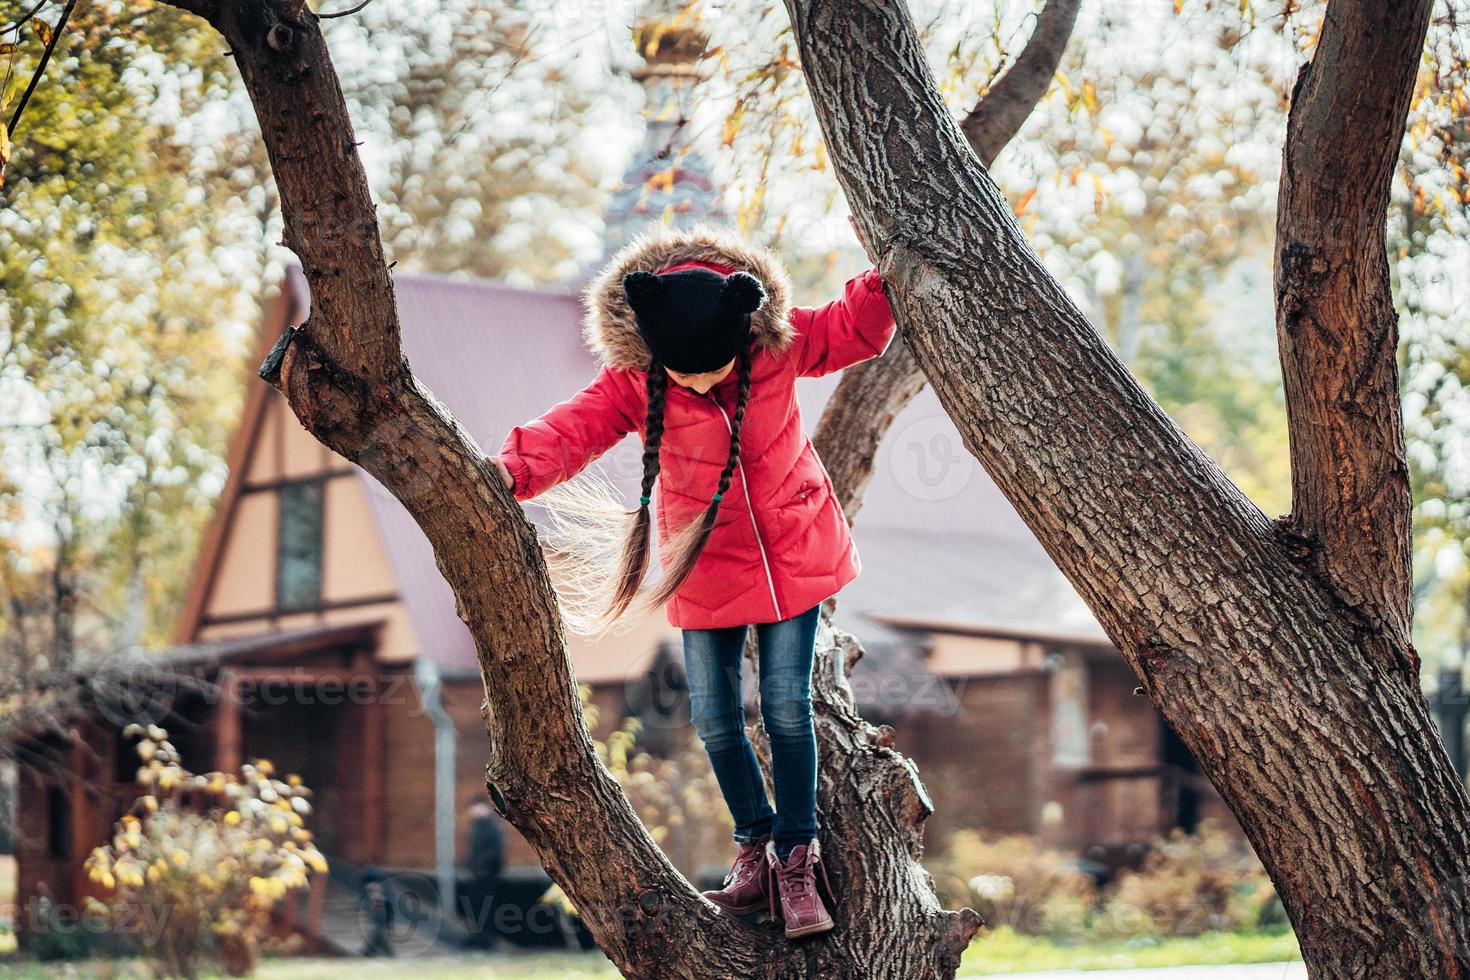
157;619;385;668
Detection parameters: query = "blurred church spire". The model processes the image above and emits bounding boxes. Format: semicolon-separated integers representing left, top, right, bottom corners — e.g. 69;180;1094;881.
599;0;726;259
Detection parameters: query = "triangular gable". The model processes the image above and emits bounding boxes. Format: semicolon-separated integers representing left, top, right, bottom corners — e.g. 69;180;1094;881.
173;273;307;644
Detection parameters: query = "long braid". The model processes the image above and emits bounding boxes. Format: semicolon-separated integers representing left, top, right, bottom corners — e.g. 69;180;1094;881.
608;366;667;619
649;333;755;606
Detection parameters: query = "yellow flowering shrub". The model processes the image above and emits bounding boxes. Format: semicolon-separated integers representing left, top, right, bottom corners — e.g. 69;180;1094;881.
84;725;327;978
930;830;1098;937
583;685;732;877
1096;820;1280;937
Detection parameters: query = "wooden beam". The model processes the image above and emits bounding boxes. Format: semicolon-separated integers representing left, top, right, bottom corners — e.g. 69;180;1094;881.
360;663;385;863
199;592;398;628
214;675;242;775
239;467;356;495
67;738;94;903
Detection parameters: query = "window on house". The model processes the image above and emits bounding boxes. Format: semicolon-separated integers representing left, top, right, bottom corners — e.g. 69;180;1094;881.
276;480;324;611
0;761;15;856
47;786;70;859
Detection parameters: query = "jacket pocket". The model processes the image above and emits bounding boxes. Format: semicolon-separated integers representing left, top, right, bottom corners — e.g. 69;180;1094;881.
787;480;816;505
775;479;823;543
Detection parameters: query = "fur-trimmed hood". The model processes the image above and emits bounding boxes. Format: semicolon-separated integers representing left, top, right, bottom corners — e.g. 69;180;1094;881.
584;225;795;371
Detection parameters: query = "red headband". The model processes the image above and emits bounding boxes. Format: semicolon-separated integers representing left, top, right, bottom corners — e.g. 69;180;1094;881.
655;259;736;277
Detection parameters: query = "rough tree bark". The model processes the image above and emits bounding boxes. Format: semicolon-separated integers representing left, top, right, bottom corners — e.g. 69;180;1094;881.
814;0;1079;517
787;1;1470;977
144;1;1089;976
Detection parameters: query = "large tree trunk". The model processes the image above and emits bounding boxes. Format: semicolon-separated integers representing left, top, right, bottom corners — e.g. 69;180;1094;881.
786;1;1470;976
154;1;1022;976
814;0;1078;518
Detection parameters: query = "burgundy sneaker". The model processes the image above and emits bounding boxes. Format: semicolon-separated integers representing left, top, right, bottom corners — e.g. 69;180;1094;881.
766;838;836;939
701;837;771;916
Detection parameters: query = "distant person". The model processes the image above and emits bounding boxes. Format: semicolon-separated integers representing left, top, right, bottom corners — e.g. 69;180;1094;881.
464;800;505;949
488;223;889;939
359;865;394;957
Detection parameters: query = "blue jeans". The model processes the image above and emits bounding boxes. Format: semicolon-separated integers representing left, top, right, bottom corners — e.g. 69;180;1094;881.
682;604;821;861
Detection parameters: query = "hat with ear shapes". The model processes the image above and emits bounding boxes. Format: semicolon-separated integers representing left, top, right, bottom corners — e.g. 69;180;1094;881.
622;266;768;375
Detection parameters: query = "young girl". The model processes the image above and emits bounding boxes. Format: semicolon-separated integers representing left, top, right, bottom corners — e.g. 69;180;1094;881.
490;226;895;939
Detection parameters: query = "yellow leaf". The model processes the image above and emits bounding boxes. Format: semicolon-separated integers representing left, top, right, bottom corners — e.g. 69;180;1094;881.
34;19;52;45
1015;187;1037;216
722;106;744;148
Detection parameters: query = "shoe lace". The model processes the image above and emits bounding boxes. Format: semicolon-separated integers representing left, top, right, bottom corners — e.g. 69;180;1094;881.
766;844;835;920
723;847;763;887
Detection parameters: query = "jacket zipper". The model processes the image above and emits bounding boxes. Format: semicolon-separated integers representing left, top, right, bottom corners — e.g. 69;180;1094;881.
712;399;783;621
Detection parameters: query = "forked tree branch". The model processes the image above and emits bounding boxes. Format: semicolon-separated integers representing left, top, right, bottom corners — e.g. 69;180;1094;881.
817;0;1079;519
958;0;1080;167
1273;0;1431;649
787;1;1470;974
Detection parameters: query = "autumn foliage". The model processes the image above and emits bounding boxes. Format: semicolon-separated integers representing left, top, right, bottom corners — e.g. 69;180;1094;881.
83;726;327;979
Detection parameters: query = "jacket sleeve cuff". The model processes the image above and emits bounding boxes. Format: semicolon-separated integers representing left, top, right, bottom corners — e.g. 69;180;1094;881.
856;268;894;356
500;452;533;500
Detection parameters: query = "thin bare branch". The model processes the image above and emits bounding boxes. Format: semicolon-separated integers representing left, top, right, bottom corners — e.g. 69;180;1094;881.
319;0;373;19
6;0;78;139
0;0;48;37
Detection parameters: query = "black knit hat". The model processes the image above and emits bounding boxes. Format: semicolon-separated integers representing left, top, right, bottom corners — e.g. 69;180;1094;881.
622;266;767;374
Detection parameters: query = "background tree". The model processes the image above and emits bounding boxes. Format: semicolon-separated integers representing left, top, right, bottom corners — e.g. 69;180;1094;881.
1;2;253;674
1397;17;1470;678
332;0;605;282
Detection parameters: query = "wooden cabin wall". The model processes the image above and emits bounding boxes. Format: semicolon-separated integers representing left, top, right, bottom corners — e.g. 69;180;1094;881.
190;393;417;662
895;670;1051;848
13;727;133;942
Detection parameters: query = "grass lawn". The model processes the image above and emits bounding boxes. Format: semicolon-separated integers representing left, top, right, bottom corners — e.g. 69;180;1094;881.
0;929;1302;979
959;927;1302;975
256;951;621;979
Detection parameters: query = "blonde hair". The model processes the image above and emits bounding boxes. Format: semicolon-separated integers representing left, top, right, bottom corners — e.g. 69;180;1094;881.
536;340;755;635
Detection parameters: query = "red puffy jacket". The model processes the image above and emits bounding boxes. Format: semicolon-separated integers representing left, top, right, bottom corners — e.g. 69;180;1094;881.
498;227;896;629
